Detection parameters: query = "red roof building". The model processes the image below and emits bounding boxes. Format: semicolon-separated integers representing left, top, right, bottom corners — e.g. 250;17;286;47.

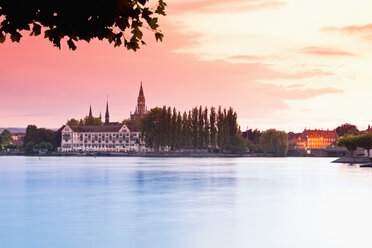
289;129;338;149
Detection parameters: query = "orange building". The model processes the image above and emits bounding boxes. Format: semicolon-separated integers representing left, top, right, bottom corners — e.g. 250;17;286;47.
289;129;338;149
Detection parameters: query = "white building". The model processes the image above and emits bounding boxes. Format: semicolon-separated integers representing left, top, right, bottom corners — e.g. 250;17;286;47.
60;123;150;153
60;86;152;153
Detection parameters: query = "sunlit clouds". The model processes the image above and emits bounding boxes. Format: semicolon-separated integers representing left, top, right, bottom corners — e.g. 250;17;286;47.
0;0;372;131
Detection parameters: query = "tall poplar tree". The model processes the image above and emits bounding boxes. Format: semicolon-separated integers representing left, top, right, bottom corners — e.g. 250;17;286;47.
191;107;199;150
176;111;182;149
203;107;210;150
198;106;204;150
171;107;177;149
217;106;225;153
210;107;217;152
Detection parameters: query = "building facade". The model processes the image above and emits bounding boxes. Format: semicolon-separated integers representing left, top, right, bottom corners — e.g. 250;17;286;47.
290;129;338;149
60;123;150;152
130;82;148;119
60;83;152;153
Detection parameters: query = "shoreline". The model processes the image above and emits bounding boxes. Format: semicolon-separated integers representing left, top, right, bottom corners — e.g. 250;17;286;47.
331;157;372;164
0;152;249;158
0;152;345;158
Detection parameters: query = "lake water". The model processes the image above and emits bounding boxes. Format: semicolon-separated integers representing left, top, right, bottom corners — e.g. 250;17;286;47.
1;157;372;248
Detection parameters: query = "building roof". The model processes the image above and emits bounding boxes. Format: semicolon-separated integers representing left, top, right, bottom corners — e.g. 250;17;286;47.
127;124;140;132
69;123;124;132
300;129;338;139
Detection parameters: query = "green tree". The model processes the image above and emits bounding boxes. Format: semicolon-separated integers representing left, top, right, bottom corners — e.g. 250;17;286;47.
223;108;231;151
358;133;372;157
210;107;217;152
45;142;53;151
0;1;166;51
198;106;204;149
25;142;35;154
166;107;172;147
203;107;209;150
1;129;11;140
181;111;189;150
123;117;143;128
176;111;182;149
171;108;177;149
23;125;56;150
217;106;225;153
140;107;163;150
191;107;199;150
184;111;193;150
230;135;247;155
84;116;103;126
337;135;359;157
335;123;359;137
23;125;38;145
0;129;11;145
67;119;79;126
259;129;288;157
35;142;47;149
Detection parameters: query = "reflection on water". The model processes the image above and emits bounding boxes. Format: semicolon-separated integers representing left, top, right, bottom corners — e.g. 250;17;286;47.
1;157;372;248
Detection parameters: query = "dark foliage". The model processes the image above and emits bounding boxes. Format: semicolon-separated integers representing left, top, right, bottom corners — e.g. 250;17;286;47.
0;0;166;50
23;125;56;150
335;123;359;137
140;106;246;154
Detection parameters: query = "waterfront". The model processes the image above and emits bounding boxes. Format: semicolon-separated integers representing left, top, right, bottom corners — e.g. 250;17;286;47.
1;157;372;248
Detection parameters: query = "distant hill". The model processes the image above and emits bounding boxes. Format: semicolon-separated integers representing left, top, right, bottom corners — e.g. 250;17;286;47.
0;127;58;133
0;128;26;133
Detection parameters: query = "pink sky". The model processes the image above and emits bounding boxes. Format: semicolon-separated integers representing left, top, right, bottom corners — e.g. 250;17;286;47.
1;0;372;132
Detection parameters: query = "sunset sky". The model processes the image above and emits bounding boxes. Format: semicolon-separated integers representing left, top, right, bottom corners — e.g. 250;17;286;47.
1;0;372;132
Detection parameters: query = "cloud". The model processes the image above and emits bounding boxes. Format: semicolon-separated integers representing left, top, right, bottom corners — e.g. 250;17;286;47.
226;55;263;61
301;46;355;56
225;55;278;61
169;0;286;14
322;23;372;41
286;83;305;89
282;87;343;100
322;23;372;35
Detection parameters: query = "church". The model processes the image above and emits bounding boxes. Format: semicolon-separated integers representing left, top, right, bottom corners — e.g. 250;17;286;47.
60;83;151;153
130;82;148;119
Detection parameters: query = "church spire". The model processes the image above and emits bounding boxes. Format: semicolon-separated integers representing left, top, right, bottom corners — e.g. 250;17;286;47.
99;110;102;120
139;81;144;98
130;82;148;119
89;105;93;117
105;95;109;124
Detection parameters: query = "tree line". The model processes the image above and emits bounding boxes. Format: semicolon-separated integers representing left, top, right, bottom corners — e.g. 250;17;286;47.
140;106;247;154
337;133;372;157
23;125;57;154
0;129;16;151
67;116;103;126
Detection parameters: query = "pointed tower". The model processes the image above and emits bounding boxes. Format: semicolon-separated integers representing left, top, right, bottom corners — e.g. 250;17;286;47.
131;82;148;119
89;105;93;117
105;95;110;124
99;111;102;120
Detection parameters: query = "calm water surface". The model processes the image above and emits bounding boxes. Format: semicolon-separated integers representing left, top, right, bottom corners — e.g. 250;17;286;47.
1;157;372;248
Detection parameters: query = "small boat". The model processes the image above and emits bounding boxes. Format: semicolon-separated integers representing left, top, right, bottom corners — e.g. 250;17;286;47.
360;163;372;168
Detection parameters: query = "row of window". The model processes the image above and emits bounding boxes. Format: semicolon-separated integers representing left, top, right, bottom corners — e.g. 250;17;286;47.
72;144;140;148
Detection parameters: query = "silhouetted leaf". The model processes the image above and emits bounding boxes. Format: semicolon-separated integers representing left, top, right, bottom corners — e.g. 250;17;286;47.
30;23;41;36
148;18;159;30
10;33;21;42
0;1;166;51
67;39;77;50
0;34;5;43
155;32;163;42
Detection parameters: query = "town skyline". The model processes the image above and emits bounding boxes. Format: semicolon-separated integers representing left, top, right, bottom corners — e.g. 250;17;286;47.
1;0;372;131
1;80;372;133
